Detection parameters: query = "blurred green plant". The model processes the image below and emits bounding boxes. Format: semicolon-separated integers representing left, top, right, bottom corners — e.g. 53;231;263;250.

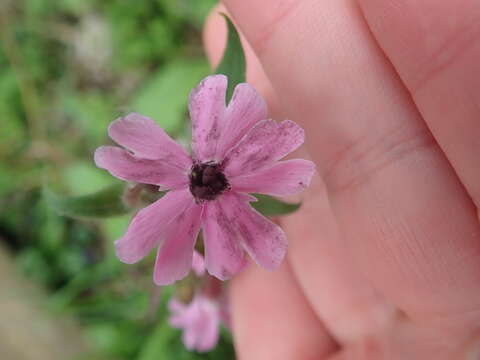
0;0;237;359
0;1;302;358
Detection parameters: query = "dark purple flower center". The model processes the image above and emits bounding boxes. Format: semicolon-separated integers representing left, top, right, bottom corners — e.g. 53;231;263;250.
189;162;229;201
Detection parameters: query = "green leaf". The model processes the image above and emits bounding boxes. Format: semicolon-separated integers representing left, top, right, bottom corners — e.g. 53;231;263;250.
215;14;246;102
251;194;301;216
44;183;129;219
63;161;114;195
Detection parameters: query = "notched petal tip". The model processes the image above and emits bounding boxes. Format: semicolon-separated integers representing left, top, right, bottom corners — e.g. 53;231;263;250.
227;82;265;109
216;82;269;159
191;74;228;91
189;75;228;108
224;119;307;176
280;119;305;144
107;112;192;168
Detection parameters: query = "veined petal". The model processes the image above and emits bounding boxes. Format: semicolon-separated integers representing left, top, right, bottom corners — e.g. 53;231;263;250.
224;120;305;177
108;113;191;169
189;75;227;162
230;159;315;197
115;189;194;264
94;146;188;190
202;198;247;280
216;83;267;159
153;203;202;285
225;192;287;270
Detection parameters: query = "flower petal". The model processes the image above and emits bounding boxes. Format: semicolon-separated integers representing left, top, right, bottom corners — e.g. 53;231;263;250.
191;250;206;277
178;296;219;352
108;113;191;169
224;119;305;177
189;75;227;162
115;189;194;264
94;146;188;190
230;159;315;197
216;83;267;159
168;295;221;352
168;298;186;315
153;203;202;285
193;301;220;352
226;192;287;270
202;198;247;280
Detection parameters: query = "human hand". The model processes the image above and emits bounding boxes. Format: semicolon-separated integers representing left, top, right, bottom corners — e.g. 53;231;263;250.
204;1;480;359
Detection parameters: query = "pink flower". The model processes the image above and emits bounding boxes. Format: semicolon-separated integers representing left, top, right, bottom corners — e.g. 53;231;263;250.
94;75;315;285
168;294;221;352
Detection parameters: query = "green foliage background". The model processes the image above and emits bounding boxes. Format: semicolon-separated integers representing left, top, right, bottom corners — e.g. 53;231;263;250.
0;0;236;358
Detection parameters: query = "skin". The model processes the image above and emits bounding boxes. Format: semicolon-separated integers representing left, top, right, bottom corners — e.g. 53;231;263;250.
204;1;480;359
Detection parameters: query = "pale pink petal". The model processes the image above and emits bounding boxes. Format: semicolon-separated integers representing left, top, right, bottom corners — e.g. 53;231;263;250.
216;83;267;159
189;75;227;162
202;198;247;280
94;146;188;190
224;120;305;177
115;189;193;264
168;298;186;314
182;324;198;351
225;192;287;270
168;299;187;328
153;203;202;285
108;113;191;169
191;251;206;277
168;295;220;352
194;303;220;352
230;159;315;197
171;295;220;353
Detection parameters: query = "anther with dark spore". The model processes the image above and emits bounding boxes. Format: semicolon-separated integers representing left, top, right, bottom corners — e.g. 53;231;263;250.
189;162;229;201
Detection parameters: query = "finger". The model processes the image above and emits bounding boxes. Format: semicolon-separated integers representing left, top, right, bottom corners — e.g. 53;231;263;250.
230;260;338;360
283;172;395;344
222;0;480;328
205;4;395;345
357;0;480;207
